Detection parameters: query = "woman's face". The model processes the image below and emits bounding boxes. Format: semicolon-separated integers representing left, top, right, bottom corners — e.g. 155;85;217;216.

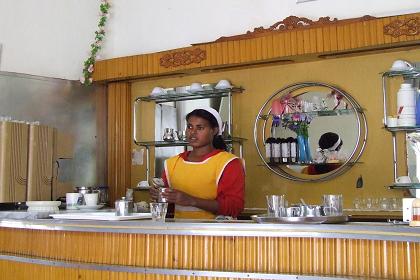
186;116;217;149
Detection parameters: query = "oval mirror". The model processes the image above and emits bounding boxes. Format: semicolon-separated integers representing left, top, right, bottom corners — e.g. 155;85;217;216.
254;82;367;182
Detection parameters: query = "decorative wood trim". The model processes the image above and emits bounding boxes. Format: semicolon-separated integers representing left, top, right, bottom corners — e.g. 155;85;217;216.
160;48;206;68
213;15;374;43
384;17;420;37
93;12;420;82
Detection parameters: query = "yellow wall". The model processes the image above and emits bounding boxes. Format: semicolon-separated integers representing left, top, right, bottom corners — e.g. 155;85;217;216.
131;48;420;209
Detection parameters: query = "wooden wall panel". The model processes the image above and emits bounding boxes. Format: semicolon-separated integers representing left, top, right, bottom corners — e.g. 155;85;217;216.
107;82;131;203
92;13;420;82
0;228;419;279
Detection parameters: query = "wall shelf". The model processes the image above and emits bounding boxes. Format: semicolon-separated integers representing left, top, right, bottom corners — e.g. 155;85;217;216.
136;87;243;103
134;85;245;181
381;66;420;188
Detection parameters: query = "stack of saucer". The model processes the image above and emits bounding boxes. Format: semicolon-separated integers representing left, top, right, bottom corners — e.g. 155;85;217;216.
397;83;416;127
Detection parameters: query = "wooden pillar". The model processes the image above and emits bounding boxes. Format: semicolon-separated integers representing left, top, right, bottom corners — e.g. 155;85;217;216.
107;82;131;203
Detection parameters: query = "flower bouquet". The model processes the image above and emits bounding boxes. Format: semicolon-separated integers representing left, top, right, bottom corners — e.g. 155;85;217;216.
281;112;313;163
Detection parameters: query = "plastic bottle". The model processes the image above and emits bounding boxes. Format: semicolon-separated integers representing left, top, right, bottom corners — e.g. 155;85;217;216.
412;198;420;221
281;138;289;163
273;138;281;164
288;137;297;163
265;137;275;163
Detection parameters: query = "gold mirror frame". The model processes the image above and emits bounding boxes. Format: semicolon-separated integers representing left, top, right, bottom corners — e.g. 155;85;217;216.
254;82;367;182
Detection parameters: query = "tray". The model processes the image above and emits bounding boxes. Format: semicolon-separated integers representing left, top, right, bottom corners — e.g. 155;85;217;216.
50;212;152;221
251;214;349;224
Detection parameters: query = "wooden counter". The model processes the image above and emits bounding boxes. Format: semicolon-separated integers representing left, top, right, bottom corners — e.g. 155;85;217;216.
0;217;419;279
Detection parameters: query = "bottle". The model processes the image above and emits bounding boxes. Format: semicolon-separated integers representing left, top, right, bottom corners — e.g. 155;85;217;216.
273;138;281;164
265;137;275;163
288;137;297;163
281;138;289;163
412;198;420;222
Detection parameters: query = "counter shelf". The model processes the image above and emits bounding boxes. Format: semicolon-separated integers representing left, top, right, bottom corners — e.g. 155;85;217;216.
385;126;420;132
388;183;420;189
381;68;420;79
258;108;363;120
134;137;246;147
136;86;244;103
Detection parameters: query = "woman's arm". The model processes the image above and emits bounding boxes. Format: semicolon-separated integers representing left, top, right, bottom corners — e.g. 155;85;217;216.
216;158;245;217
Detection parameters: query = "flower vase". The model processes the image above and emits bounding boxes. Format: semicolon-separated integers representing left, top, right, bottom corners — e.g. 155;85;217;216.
297;134;309;163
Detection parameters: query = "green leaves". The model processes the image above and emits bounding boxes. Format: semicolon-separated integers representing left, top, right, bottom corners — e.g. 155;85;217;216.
81;1;110;85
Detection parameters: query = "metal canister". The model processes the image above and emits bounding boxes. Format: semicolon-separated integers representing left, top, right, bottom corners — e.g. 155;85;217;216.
115;197;133;216
93;186;109;205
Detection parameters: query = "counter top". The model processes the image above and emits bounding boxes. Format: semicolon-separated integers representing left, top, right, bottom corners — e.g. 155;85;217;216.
0;215;419;242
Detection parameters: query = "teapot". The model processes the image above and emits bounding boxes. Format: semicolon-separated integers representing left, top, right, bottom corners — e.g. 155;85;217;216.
163;128;175;141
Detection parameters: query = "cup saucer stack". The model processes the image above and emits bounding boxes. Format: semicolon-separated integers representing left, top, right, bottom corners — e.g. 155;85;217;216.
397;83;416;127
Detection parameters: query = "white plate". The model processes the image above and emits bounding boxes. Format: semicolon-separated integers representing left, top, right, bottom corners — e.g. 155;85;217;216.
50;212;152;221
76;204;105;210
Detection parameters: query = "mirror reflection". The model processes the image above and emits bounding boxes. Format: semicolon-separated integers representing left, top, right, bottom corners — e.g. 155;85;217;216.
255;82;367;182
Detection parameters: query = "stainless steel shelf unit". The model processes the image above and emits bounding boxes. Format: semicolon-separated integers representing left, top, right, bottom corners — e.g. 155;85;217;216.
381;67;420;188
133;86;245;181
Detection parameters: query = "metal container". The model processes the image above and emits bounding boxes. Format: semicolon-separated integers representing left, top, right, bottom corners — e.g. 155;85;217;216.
93;186;109;205
115;197;133;216
75;186;94;195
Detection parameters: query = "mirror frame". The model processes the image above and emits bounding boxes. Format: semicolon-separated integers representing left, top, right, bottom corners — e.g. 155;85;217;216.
253;81;368;182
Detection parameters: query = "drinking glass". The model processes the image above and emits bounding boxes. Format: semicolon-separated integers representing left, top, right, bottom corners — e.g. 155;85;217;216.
322;194;343;216
266;195;285;217
150;202;168;222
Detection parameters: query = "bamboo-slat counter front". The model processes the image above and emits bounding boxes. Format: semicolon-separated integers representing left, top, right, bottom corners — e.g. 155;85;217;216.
0;218;419;279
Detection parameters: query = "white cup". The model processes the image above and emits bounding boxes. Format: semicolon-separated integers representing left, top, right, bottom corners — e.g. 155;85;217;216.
66;193;81;209
396;176;411;184
189;83;203;93
398;118;416;127
137;180;149;188
386;116;398;127
390;60;413;71
84;193;99;206
151;87;165;96
215;79;232;89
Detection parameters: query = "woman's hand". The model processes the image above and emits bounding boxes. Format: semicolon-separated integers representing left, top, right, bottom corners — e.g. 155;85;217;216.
161;189;196;206
149;185;160;202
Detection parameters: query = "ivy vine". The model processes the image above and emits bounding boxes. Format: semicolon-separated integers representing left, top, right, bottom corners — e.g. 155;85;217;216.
80;0;110;85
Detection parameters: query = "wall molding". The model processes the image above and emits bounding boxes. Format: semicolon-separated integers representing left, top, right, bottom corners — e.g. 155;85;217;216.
384;17;420;37
160;48;206;68
93;12;420;82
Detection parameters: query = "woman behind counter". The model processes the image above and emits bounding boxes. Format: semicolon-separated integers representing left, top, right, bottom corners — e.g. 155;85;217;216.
150;107;245;219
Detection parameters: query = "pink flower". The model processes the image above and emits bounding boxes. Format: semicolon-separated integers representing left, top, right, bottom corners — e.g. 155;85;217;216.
80;76;85;84
88;78;93;83
88;64;94;73
292;114;301;121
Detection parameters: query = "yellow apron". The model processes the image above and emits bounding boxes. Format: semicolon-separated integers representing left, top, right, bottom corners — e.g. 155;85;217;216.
165;151;237;219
